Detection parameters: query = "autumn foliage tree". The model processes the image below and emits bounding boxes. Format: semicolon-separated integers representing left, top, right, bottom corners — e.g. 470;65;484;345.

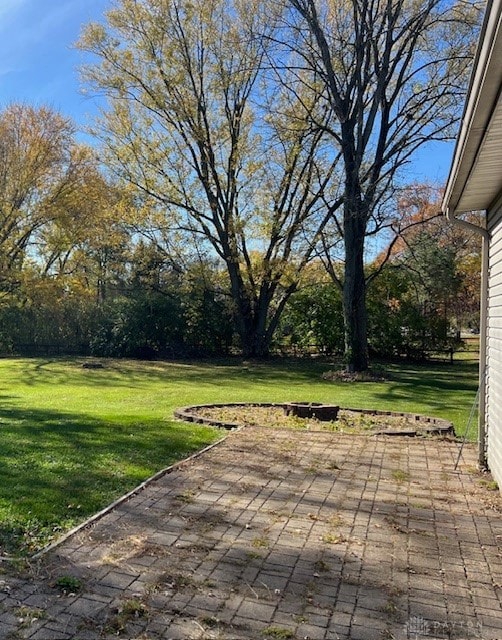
366;185;482;357
391;191;482;339
78;0;339;357
0;104;94;293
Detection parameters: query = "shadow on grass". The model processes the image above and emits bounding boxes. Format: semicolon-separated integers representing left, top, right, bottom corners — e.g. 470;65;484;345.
0;403;219;556
384;361;477;391
15;355;479;389
357;362;479;435
15;356;327;389
375;361;478;408
12;356;480;427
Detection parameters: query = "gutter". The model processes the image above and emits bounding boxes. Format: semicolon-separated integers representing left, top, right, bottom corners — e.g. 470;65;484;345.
441;0;501;470
444;210;489;469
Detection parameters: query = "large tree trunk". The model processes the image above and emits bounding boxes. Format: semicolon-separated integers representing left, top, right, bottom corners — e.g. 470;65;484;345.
241;331;270;358
343;211;369;372
238;309;272;358
227;262;272;358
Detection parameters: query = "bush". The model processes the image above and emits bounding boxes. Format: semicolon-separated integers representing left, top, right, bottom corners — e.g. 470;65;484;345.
278;284;344;355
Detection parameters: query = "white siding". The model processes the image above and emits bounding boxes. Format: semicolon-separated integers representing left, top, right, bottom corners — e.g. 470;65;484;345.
486;198;502;487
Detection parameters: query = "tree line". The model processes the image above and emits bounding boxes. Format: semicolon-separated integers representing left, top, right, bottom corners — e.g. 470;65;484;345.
0;0;482;367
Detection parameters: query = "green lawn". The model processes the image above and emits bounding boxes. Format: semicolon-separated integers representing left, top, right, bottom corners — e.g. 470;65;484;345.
0;356;479;556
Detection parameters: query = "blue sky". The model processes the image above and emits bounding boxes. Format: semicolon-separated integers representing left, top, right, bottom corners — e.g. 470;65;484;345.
0;0;109;133
0;0;454;183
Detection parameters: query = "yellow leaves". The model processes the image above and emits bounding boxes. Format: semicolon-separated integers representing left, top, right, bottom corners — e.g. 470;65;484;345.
387;297;401;311
79;22;108;49
0;103;133;289
0;104;85;273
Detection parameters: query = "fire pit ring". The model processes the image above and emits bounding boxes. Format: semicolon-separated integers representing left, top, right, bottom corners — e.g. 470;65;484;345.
284;402;340;421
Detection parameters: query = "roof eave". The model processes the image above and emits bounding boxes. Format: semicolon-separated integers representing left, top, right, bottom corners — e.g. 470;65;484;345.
442;0;502;215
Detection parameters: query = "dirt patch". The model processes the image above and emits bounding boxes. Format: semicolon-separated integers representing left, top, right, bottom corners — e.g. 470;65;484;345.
321;368;389;383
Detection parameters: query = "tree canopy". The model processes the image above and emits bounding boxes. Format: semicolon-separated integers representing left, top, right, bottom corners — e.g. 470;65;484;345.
273;0;480;369
0;104;93;291
78;0;341;357
77;0;480;365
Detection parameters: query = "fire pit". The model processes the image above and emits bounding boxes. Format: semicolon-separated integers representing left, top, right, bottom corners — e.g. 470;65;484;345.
174;403;455;436
283;402;340;421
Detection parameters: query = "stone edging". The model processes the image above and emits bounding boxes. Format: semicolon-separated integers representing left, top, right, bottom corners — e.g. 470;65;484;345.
174;402;455;437
27;435;230;561
174;402;283;430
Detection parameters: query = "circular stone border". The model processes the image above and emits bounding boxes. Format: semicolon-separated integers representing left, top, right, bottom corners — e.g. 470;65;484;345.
174;403;455;437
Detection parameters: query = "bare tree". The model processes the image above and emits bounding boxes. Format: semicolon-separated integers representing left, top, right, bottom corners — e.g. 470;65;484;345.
271;0;480;369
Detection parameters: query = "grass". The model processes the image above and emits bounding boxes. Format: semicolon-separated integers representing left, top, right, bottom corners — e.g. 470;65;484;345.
0;355;479;556
262;627;295;639
106;597;149;635
54;575;83;594
391;469;411;484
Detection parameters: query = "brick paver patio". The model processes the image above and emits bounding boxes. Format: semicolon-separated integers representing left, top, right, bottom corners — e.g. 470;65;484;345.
0;428;501;639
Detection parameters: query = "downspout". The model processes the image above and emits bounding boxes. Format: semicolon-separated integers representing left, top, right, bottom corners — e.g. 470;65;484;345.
444;209;489;469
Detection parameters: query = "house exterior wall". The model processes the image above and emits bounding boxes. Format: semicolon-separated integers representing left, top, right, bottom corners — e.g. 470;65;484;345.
486;194;502;488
